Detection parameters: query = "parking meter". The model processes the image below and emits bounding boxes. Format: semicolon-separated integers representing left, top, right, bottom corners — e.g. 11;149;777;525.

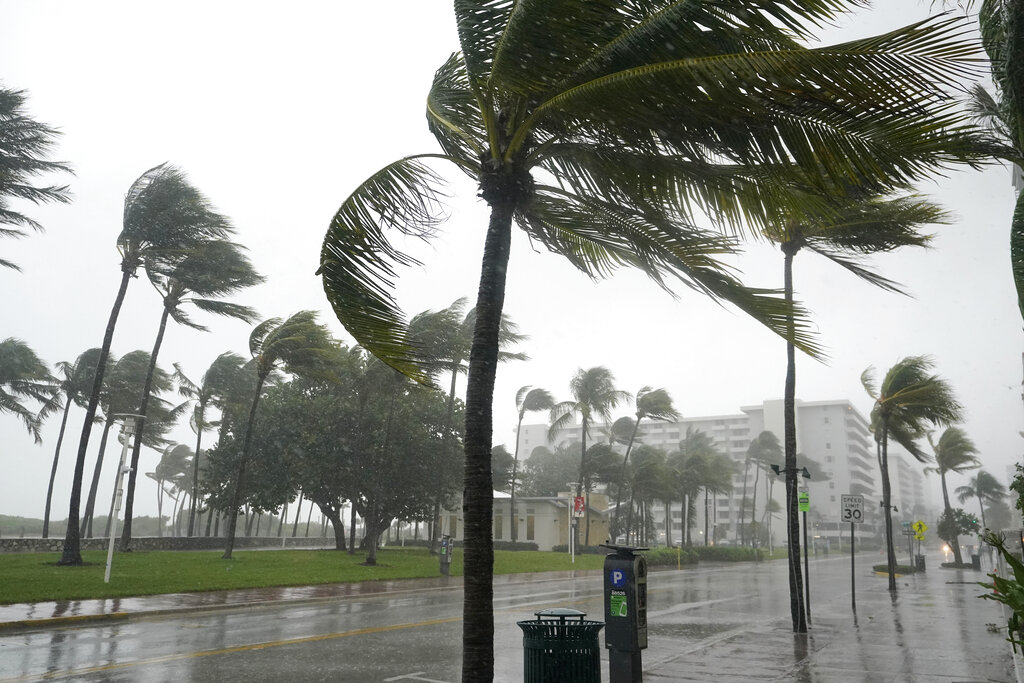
440;535;453;576
601;544;648;682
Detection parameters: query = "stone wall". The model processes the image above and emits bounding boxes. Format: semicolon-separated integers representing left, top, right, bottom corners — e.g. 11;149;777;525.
0;536;337;553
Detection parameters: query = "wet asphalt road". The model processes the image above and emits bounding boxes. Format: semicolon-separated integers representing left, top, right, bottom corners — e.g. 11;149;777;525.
0;552;1015;682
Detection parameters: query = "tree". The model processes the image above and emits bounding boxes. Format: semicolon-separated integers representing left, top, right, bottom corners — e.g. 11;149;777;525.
42;348;101;538
317;5;985;676
61;164;232;565
121;239;262;549
490;445;515;493
146;444;192;537
549;367;631;546
0;85;71;271
174;351;247;536
925;426;980;564
222;311;334;559
0;337;57;442
863;356;962;592
956;469;1007;531
741;431;782;549
519;445;578;498
937;507;980;551
611;387;679;542
509;387;555;543
766;190;942;632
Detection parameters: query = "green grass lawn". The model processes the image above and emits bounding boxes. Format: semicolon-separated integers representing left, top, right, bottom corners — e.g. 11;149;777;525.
0;547;607;605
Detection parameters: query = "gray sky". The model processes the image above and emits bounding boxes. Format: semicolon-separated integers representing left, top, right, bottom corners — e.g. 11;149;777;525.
2;1;1022;523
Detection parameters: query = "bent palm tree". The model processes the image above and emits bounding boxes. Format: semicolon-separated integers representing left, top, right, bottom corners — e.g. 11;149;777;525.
42;348;101;538
863;356;962;592
174;351;247;536
61;164;232;565
767;190;943;632
550;367;631;546
956;469;1006;530
121;239;262;549
510;386;554;543
318;4;985;676
925;426;980;564
0;85;72;271
611;387;680;538
222;312;334;559
0;338;57;441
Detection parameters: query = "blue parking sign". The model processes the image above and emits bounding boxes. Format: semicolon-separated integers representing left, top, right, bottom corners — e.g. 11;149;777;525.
609;568;627;588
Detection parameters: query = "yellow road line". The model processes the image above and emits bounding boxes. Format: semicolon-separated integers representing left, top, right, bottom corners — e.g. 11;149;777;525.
0;616;463;682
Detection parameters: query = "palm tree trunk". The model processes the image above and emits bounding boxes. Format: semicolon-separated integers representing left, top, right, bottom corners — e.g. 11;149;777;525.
704;488;710;546
739;458;750;546
941;472;963;564
751;464;761;553
60;268;132;566
187;405;206;537
305;503;313;538
880;426;898;592
612;417;642;541
42;397;73;538
665;500;673;547
223;373;267;559
155;481;164;537
461;191;513;682
292;492;303;537
978;492;988;530
83;417;114;538
782;242;807;632
576;418;589;547
122;305;172;550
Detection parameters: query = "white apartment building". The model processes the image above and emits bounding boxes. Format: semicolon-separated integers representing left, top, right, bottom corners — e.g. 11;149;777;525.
517;398;935;546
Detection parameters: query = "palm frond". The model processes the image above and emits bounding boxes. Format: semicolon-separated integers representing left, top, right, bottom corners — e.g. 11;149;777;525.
427;53;487;170
319;157;453;381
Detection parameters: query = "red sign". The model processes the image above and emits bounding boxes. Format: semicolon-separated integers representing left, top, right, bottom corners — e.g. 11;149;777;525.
573;496;585;517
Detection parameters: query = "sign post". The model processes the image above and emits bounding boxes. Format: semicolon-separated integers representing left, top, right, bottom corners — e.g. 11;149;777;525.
841;494;864;613
799;489;811;625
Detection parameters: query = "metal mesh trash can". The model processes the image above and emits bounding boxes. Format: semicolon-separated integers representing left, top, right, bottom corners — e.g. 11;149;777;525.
517;607;604;683
915;554;926;572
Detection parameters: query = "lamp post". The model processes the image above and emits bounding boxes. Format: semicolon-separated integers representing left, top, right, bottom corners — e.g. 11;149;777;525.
105;415;142;583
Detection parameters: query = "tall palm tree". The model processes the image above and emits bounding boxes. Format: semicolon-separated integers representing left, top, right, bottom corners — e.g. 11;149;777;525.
549;367;631;546
611;387;680;539
863;356;962;592
0;338;57;441
317;5;985;676
925;426;980;564
174;351;247;536
146;444;192;537
60;164;232;566
766;190;944;632
962;0;1024;319
121;239;262;549
510;386;554;543
741;431;782;550
222;311;334;559
956;469;1007;531
42;348;101;538
0;85;72;271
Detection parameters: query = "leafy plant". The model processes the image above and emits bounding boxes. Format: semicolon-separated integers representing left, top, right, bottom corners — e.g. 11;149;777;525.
979;531;1024;652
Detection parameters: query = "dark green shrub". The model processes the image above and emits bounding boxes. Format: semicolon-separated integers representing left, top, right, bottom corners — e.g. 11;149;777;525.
872;563;917;574
645;547;698;567
694;546;764;562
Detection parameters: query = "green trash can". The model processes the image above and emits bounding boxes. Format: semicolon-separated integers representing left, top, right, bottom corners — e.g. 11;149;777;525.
517;608;604;683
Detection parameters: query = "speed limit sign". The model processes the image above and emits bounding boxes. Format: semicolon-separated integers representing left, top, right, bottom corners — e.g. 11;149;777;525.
841;494;864;524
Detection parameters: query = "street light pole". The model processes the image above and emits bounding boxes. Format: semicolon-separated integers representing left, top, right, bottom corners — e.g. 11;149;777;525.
105;415;141;584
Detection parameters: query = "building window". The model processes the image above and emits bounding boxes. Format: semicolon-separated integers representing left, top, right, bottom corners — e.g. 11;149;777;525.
526;515;535;541
826;455;833;462
824;416;830;424
494;513;503;540
826;442;831;449
829;482;835;489
830;495;836;502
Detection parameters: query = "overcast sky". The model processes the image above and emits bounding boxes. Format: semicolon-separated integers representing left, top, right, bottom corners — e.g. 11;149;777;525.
2;1;1021;524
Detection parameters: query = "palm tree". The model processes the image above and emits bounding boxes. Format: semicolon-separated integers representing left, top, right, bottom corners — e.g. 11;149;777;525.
174;351;247;536
611;387;680;541
956;469;1007;531
766;190;943;632
60;164;232;566
863;356;962;592
741;431;782;550
925;426;980;564
317;5;985;676
222;311;334;559
121;239;262;549
42;348;101;538
962;0;1024;319
0;338;57;441
549;367;631;546
510;386;554;543
146;444;192;536
0;85;72;271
